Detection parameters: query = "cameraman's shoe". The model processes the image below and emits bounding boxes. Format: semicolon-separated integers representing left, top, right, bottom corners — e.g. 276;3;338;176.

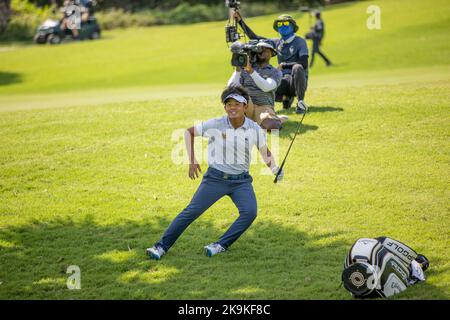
282;97;294;109
296;100;308;114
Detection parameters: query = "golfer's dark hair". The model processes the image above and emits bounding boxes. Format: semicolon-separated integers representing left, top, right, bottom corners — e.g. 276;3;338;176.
221;85;250;104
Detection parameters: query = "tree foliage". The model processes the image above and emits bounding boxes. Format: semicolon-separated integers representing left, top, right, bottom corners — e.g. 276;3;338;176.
0;0;11;34
28;0;325;12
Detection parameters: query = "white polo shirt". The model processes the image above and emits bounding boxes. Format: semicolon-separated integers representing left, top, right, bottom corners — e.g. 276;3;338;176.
194;116;267;175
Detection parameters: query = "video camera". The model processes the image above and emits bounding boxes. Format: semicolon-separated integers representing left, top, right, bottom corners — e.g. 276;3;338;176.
225;0;242;43
226;25;240;43
230;40;262;68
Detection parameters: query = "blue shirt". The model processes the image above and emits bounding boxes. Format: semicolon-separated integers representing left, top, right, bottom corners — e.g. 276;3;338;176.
269;36;309;76
314;20;325;40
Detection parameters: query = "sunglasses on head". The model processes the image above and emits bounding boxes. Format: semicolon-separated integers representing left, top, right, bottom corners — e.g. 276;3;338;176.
277;21;290;28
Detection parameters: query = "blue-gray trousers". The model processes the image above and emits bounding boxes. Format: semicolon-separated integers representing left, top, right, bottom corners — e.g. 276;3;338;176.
155;167;257;251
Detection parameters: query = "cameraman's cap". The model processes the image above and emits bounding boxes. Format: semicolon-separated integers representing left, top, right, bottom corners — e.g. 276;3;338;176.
257;39;280;57
273;14;299;33
223;93;248;104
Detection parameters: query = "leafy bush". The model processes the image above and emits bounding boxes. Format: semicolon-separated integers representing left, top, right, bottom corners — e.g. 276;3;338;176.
0;0;56;41
95;2;280;31
95;8;162;30
163;3;218;24
1;1;281;41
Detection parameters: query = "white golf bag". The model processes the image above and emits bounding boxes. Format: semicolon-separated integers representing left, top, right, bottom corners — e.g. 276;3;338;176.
342;237;429;298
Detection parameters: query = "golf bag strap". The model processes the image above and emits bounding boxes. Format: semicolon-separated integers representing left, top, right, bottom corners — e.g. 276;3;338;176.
376;237;418;265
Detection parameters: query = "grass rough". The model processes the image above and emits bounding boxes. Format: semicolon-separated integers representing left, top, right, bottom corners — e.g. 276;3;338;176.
0;0;449;299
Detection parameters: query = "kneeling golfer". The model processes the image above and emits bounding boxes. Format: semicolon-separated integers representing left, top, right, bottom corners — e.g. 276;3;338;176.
147;85;284;259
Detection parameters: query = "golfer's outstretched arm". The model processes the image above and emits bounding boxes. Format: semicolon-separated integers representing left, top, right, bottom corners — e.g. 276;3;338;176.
185;127;201;179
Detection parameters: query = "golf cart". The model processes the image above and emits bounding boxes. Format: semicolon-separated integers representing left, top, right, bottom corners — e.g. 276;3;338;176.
34;16;101;45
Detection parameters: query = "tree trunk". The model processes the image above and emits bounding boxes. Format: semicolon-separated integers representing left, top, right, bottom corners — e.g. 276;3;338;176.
0;0;11;35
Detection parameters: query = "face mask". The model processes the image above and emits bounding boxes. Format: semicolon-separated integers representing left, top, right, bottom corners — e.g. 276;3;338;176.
278;25;294;39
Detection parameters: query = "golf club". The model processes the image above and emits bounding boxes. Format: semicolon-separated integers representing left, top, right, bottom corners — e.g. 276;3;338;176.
274;111;307;183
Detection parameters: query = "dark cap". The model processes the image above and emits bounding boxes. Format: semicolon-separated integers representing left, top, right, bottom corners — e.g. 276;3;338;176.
273;14;299;33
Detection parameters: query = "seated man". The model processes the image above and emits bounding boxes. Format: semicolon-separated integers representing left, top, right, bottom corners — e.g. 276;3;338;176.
234;11;309;114
227;40;287;131
60;0;81;39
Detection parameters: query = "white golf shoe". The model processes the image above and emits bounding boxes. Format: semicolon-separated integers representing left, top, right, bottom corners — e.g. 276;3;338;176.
146;245;166;260
204;243;226;257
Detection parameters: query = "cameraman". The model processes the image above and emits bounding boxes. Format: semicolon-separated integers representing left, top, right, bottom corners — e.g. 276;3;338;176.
227;40;286;131
233;11;309;114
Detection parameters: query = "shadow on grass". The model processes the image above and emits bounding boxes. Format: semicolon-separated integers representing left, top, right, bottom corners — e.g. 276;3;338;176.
307;106;344;113
0;72;22;86
279;120;318;139
277;105;344;115
0;215;446;299
275;105;343;138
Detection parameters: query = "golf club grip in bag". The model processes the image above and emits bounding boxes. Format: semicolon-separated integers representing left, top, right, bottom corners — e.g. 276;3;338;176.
342;237;429;298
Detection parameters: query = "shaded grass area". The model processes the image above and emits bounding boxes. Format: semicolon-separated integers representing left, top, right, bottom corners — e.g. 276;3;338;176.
1;217;446;300
0;80;449;299
0;72;22;86
0;217;352;299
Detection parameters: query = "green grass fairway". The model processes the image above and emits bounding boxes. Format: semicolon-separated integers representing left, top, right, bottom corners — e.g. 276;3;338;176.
0;0;449;299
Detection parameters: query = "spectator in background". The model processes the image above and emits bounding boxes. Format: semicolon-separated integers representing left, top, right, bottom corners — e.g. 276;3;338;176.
59;0;94;39
309;11;332;68
80;0;95;22
60;0;81;39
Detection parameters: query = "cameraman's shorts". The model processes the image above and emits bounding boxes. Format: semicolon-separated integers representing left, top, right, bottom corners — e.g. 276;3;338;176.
246;101;281;126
